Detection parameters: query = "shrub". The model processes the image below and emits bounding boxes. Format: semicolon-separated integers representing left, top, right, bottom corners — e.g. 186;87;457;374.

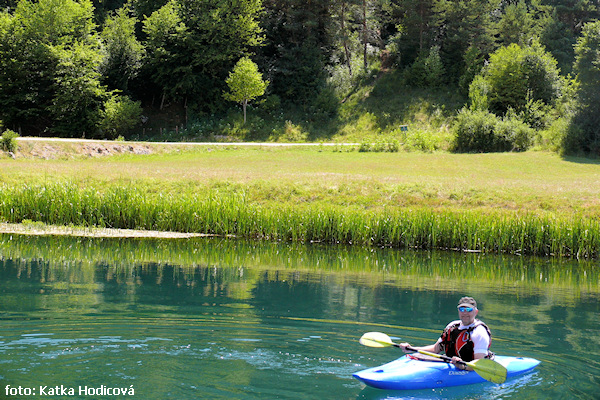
278;120;308;142
453;109;501;152
359;139;400;152
100;95;143;139
453;108;535;152
459;46;485;96
260;95;281;113
468;75;490;111
520;96;555;130
1;129;19;153
311;86;339;118
495;115;534;151
537;117;568;152
403;129;443;152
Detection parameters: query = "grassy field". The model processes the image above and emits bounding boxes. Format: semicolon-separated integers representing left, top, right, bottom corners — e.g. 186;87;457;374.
2;142;600;257
4;144;600;215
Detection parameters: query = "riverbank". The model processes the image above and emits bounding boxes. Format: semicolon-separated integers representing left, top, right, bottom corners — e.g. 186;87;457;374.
1;139;599;257
0;222;212;239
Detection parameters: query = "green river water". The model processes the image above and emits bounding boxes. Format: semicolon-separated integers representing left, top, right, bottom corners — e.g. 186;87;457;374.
0;234;598;399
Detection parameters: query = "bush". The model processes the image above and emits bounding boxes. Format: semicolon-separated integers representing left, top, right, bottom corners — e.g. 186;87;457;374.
495;115;534;151
519;97;555;130
359;139;400;152
1;129;19;153
277;120;308;142
100;95;143;139
468;75;490;111
453;109;501;152
260;95;281;113
459;46;485;96
537;117;568;152
403;128;445;152
453;108;535;152
310;86;339;118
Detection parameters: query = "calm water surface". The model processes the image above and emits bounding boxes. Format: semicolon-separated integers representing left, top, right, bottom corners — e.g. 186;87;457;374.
0;234;598;399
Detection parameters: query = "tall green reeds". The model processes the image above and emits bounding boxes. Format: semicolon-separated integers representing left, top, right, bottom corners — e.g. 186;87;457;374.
1;182;598;258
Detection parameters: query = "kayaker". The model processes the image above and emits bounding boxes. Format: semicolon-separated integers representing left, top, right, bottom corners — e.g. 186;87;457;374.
398;296;492;371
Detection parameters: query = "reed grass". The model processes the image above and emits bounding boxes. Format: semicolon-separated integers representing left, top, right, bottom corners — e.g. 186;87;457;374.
1;182;598;258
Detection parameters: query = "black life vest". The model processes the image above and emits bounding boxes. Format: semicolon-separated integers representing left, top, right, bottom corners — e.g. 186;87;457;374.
440;320;492;362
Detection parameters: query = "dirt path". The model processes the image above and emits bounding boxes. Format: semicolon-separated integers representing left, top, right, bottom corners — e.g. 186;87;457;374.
11;137;358;159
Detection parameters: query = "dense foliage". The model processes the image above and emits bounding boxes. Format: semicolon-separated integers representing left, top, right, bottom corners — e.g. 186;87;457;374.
470;41;563;116
453;109;534;152
565;21;600;154
0;0;598;153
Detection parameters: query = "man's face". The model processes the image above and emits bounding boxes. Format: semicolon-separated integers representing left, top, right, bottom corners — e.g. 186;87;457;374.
457;305;478;325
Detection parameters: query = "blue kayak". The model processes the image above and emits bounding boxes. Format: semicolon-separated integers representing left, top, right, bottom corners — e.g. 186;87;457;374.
353;355;540;390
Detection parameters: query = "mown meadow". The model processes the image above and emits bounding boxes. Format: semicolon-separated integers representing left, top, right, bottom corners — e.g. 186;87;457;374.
2;143;600;258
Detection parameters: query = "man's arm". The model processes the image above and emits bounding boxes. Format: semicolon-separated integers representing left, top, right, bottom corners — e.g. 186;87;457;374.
398;340;442;354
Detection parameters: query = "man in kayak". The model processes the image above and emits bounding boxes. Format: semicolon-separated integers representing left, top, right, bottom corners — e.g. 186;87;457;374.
399;296;492;371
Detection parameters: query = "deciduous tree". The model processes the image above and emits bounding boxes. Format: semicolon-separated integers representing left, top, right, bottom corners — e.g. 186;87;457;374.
470;41;563;116
100;7;144;92
143;0;263;109
224;57;268;123
0;0;108;136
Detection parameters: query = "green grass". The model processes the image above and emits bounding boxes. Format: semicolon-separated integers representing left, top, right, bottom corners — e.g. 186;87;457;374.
1;146;600;258
0;181;598;257
3;146;600;216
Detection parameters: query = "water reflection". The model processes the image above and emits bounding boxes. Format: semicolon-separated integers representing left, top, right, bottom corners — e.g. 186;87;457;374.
1;234;597;296
0;234;598;399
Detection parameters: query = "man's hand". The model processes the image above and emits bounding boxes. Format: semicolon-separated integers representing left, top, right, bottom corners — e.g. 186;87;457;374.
451;356;468;370
398;342;412;352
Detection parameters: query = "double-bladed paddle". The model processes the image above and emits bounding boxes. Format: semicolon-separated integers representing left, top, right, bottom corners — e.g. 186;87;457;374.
359;331;507;384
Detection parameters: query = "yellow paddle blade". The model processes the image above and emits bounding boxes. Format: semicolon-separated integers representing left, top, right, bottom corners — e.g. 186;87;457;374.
359;332;395;348
467;358;507;384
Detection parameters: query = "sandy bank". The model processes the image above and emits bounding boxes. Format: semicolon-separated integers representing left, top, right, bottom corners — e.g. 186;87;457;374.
0;223;218;239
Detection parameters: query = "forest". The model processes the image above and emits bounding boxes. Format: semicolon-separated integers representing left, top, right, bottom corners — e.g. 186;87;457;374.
0;0;599;154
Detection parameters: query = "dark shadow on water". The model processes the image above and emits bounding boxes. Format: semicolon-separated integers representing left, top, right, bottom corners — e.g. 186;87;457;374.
356;384;492;400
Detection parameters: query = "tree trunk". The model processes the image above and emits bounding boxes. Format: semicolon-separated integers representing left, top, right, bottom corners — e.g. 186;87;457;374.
243;99;248;124
341;2;352;76
362;0;368;71
184;96;188;127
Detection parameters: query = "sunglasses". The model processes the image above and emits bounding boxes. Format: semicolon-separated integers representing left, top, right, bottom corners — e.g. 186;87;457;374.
458;306;475;312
